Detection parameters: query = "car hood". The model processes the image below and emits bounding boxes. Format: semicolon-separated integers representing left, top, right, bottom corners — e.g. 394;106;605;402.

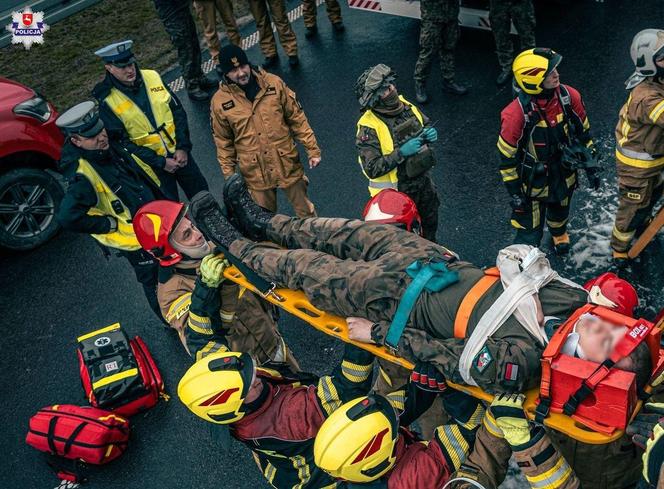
0;77;35;112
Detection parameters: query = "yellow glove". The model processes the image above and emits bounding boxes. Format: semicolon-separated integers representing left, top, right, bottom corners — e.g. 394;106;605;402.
489;393;530;446
627;402;664;485
643;421;664;485
199;254;229;288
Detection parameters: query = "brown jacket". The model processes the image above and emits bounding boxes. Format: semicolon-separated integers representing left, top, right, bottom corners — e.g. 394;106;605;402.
157;262;288;365
616;77;664;178
211;69;321;191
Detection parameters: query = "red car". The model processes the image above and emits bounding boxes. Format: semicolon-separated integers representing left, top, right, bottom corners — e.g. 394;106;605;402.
0;77;64;250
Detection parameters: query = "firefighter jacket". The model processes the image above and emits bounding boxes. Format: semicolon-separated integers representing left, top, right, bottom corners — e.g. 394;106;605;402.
615;77;664;178
211;68;321;191
497;85;593;202
157;262;285;364
93;68;192;170
57;141;167;251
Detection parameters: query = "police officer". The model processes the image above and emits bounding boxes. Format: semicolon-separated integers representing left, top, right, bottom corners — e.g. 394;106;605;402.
211;45;320;217
92;40;209;200
248;0;299;68
489;0;536;86
355;64;440;242
611;29;664;265
55;101;173;321
413;0;467;103
193;0;242;66
498;48;597;254
151;0;217;100
302;0;344;39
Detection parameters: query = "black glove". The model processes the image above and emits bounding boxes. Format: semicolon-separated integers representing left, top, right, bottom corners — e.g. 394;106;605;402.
410;361;447;393
586;168;601;190
509;193;529;214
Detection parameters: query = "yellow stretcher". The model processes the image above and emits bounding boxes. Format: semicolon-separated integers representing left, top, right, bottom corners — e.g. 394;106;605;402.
223;266;649;445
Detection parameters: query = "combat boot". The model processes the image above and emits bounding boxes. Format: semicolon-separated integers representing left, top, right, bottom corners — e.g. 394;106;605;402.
198;75;218;90
441;79;468;96
552;233;570;255
263;55;279;68
189;191;243;249
305;25;318;38
223;173;274;242
496;67;512;86
186;80;209;101
332;22;345;33
288;55;300;68
415;81;428;104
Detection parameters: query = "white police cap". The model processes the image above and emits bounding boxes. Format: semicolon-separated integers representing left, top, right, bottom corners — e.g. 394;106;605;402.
55;101;104;137
94;40;135;66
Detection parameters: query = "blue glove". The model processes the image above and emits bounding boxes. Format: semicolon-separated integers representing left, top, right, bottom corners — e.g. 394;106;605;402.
421;127;438;143
399;137;423;157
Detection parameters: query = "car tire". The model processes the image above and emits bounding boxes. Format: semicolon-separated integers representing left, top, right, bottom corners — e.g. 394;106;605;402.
0;168;64;251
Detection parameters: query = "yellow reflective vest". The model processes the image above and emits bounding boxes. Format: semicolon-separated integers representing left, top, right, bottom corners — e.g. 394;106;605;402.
356;96;425;196
103;69;177;156
75;158;142;251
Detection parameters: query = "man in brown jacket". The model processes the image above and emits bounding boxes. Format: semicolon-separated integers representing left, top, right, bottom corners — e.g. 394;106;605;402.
211;45;320;218
612;29;664;264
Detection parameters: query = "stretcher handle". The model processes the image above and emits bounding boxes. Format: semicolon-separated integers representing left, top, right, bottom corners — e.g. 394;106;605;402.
222;266;630;445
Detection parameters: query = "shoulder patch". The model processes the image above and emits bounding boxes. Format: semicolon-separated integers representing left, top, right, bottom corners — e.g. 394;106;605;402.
265;86;277;95
503;363;519;382
473;346;493;374
222;100;235;110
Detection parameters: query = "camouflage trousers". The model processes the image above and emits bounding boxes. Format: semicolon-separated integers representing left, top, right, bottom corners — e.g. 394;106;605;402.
302;0;342;28
414;19;460;83
489;0;536;70
399;174;440;242
229;216;445;322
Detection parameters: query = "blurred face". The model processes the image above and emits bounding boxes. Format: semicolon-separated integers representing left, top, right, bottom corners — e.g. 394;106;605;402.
71;128;109;151
243;367;264;403
226;64;251;86
380;83;397;100
542;68;560;90
106;62;137;85
170;216;206;249
576;316;626;363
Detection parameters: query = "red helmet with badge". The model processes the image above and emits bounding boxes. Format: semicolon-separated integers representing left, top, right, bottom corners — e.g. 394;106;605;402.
133;200;186;266
583;272;639;317
362;189;422;235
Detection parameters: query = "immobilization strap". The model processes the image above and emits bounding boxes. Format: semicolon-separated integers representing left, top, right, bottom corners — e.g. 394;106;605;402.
454;268;500;339
214;246;281;300
384;259;459;350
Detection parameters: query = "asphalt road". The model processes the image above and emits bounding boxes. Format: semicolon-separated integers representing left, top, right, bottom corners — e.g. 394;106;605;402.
3;1;664;488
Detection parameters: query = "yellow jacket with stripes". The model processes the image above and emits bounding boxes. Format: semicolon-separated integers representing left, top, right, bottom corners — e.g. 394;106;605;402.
615;77;664;174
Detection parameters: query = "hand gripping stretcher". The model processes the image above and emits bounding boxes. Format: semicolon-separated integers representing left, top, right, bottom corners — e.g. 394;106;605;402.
221;263;664;445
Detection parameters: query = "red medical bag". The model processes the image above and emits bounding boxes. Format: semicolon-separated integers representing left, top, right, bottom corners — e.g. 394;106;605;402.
77;323;166;418
26;404;130;465
538;304;664;434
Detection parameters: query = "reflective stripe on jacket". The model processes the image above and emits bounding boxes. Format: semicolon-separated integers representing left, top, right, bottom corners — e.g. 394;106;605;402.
357;95;424;196
103;69;176;156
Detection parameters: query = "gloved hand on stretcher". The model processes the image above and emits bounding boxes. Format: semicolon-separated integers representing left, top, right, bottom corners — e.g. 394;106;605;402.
489;393;531;446
200;254;230;288
627;402;664;487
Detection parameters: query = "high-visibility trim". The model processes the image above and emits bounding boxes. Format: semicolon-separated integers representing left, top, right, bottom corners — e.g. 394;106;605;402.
92;368;138;390
341;359;373;383
612;225;635;243
291;455;311;488
454;268;500;339
104;444;114;458
535;113;564;128
500;167;519;182
263;461;277;483
511;219;526;230
546;218;568;229
457;404;485;431
368;180;398;190
482;411;504;438
649;100;664;123
317;376;342;416
528;186;549;198
497;136;517;158
386;389;406;412
378;366;393;387
565;173;577;188
77;322;121;342
436;425;469;472
616;147;664;168
196;341;229;361
525;456;573;489
98;413;128;423
532;201;541;229
581;117;590;130
166;293;192;321
188;313;213;335
220;308;235;322
619;119;631;146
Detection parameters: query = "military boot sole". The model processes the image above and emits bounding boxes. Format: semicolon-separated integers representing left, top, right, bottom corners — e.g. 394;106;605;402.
223;173;273;241
189;191;241;249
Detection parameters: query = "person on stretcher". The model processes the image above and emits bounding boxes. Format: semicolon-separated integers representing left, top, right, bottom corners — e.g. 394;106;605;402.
188;175;651;394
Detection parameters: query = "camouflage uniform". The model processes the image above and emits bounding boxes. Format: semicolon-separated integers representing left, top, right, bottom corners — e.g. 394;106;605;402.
356;102;440;241
413;0;460;84
489;0;536;71
229;216;588;393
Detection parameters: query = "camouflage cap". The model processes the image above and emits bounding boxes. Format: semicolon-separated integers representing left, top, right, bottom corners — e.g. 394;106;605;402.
355;64;396;108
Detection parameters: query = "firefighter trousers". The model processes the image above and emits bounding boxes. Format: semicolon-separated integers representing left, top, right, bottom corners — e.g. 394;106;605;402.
511;195;572;247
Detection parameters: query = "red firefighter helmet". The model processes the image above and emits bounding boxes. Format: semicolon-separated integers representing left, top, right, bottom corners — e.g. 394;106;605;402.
583;272;639;317
133;200;186;266
362;189;422;234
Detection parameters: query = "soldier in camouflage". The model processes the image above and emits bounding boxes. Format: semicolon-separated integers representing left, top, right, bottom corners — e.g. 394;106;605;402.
489;0;536;85
355;64;441;242
413;0;467;103
189;179;591;395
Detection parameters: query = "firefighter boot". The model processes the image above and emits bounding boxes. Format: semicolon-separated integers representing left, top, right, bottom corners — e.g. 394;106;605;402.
189;191;242;249
415;81;428;104
223;173;274;242
612;250;630;268
553;232;570;255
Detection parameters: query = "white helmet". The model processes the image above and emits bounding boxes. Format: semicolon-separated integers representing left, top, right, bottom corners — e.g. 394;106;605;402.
626;29;664;89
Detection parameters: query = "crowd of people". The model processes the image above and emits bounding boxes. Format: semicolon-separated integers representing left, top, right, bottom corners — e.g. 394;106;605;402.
47;0;664;487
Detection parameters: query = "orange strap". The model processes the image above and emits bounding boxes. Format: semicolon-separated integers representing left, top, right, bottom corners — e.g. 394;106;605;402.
453;267;500;339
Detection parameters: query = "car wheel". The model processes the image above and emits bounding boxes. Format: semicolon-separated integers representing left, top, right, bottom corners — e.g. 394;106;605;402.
0;168;64;251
